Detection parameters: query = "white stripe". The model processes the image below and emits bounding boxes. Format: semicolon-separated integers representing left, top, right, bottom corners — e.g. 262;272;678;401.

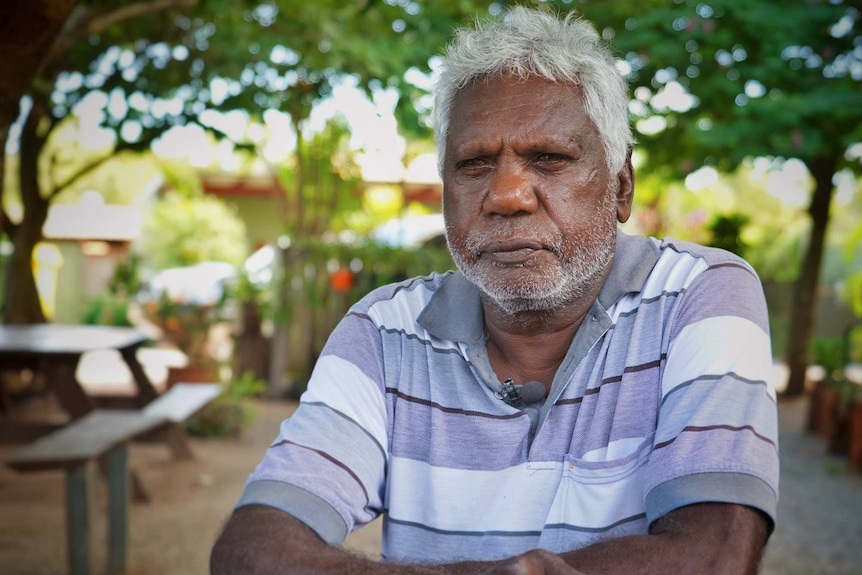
387;455;646;532
609;250;709;319
366;283;462;352
641;250;708;300
298;355;389;452
367;282;431;336
663;316;775;400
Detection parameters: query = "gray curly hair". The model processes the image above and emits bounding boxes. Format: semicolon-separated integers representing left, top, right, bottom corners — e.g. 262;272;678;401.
433;7;633;176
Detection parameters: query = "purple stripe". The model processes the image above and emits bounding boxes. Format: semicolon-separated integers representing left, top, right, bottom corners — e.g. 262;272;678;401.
320;313;384;392
653;424;777;451
273;439;371;504
388;389;530;470
668;263;769;342
554;357;664;406
533;369;659;461
660;372;773;408
545;512;647;533
386;388;524;420
388;516;543;537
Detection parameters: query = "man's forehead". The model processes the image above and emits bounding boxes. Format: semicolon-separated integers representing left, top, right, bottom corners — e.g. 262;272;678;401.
445;76;594;146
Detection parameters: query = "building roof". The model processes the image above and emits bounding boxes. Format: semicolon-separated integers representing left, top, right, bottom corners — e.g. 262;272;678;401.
42;192;142;242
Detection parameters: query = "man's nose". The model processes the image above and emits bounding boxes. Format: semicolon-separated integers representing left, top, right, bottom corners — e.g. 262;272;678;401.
483;162;538;216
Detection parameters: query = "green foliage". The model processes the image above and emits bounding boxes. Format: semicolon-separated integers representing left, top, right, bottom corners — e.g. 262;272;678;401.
566;0;862;177
264;235;454;330
185;370;268;438
844;221;862;318
141;191;247;269
294;237;455;305
808;334;860;404
2;0;495;323
847;272;862;318
281;115;364;237
847;325;862;364
142;291;230;364
630;159;811;283
80;293;132;327
707;213;749;258
157;159;207;198
108;251;143;297
809;336;846;375
230;268;272;312
80;252;143;327
45;0;496;158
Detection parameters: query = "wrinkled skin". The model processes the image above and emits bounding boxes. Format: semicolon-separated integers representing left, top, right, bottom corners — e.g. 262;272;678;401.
442;75;633;315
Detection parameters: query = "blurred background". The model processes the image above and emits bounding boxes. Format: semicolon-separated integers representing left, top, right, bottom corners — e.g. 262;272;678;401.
0;1;860;573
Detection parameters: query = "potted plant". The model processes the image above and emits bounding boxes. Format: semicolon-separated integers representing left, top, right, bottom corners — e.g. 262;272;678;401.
806;336;847;441
138;262;237;385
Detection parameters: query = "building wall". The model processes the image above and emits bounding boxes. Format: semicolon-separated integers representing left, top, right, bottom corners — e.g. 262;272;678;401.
221;196;283;251
50;243;85;323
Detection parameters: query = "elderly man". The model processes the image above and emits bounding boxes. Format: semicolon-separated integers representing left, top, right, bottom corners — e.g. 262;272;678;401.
211;7;778;574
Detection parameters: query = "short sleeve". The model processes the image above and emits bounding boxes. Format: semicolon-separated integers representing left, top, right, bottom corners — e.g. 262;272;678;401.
236;309;389;545
644;255;779;528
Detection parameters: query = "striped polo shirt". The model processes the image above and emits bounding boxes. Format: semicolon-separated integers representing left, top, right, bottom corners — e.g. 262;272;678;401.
238;231;779;564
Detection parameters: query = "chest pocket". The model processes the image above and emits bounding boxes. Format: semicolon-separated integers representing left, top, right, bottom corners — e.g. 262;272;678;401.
560;435;652;538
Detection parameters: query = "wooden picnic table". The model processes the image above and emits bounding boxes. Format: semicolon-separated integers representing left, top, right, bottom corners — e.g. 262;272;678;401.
0;324;159;440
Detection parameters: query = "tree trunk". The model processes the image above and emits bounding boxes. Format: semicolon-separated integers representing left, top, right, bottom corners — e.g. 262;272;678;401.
0;1;76;134
0;1;76;324
0;1;77;241
3;102;51;325
784;156;837;397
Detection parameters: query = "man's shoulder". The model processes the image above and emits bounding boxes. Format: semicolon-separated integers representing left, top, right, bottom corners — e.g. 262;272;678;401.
647;237;760;287
352;270;455;318
655;237;754;270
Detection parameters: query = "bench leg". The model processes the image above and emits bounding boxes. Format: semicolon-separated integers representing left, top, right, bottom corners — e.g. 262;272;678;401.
106;445;129;574
66;466;91;575
164;423;195;460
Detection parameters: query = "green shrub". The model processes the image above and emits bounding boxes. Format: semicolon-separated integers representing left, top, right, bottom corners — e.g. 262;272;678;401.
185;371;267;438
80;294;131;327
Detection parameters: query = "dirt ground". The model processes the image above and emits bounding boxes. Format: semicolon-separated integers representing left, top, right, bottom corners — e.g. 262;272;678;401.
0;397;381;575
1;395;861;574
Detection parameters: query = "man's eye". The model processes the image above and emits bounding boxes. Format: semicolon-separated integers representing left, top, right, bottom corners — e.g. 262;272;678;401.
457;158;492;172
535;153;569;165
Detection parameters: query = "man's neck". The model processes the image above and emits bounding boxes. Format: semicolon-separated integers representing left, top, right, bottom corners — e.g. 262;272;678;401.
481;274;607;389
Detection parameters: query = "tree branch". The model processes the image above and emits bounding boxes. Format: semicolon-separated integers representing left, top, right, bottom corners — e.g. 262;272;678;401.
42;0;199;74
87;0;199;36
49;152;114;200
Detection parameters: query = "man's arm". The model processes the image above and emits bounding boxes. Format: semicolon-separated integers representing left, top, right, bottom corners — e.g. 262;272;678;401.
210;505;433;575
211;504;583;575
560;502;770;575
211;502;765;575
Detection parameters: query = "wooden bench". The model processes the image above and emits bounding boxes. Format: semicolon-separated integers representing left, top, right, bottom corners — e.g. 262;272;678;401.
6;410;166;575
141;383;222;459
4;383;222;575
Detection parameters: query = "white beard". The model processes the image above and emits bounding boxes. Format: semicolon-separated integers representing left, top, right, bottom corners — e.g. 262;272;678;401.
447;191;618;314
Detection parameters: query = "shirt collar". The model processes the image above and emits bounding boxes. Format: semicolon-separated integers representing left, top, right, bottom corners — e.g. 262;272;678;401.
417;230;660;343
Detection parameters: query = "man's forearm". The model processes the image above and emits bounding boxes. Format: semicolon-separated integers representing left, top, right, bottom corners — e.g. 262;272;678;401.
558;503;770;575
210;506;573;575
211;503;767;575
211;505;446;575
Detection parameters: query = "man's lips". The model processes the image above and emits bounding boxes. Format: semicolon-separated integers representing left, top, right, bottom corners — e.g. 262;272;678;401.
477;239;547;265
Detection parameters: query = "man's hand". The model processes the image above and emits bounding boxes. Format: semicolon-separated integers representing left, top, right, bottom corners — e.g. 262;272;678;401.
477;549;585;575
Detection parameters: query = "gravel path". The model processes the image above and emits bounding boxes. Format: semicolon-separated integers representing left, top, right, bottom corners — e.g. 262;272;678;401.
760;397;862;575
1;395;860;574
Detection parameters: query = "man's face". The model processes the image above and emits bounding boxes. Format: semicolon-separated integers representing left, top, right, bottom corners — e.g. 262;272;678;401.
442;75;633;314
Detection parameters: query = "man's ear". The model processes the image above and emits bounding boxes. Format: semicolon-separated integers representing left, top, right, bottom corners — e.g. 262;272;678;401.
615;149;635;224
